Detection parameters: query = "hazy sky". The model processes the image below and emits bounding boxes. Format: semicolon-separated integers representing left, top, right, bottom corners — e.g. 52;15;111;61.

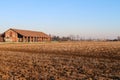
0;0;120;39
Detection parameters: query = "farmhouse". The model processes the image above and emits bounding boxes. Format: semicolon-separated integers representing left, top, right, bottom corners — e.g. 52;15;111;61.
0;28;51;42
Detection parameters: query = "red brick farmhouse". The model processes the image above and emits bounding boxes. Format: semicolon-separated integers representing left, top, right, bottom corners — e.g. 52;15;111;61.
0;28;51;42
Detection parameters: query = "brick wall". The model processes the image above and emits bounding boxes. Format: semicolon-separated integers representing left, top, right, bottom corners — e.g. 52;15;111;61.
0;37;4;42
5;30;18;42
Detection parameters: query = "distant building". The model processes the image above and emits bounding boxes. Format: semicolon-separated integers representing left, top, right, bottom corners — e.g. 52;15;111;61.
0;28;51;42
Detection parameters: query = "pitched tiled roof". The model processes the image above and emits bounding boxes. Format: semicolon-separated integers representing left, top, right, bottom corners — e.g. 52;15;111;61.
10;28;50;37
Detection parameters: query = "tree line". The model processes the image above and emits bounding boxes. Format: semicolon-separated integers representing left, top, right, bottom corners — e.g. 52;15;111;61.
51;35;120;41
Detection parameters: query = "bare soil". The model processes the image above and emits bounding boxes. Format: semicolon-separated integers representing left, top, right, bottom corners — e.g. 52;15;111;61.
0;41;120;80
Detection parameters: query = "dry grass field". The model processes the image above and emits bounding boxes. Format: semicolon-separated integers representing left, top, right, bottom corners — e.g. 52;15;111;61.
0;41;120;80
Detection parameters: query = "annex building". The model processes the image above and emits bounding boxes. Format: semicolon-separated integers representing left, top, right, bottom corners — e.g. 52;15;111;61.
0;28;51;42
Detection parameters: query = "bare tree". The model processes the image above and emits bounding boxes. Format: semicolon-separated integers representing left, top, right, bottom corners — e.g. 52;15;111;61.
117;36;120;41
69;35;75;40
76;35;80;41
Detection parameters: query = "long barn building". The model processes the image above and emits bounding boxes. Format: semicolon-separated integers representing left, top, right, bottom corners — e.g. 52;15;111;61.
0;28;51;42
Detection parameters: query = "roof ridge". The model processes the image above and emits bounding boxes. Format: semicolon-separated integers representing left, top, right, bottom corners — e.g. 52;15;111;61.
10;28;49;37
11;28;42;33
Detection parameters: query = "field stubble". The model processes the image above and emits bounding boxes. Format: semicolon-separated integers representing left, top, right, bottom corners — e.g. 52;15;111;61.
0;41;120;80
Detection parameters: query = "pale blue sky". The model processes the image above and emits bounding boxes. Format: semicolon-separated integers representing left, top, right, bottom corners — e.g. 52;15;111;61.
0;0;120;39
